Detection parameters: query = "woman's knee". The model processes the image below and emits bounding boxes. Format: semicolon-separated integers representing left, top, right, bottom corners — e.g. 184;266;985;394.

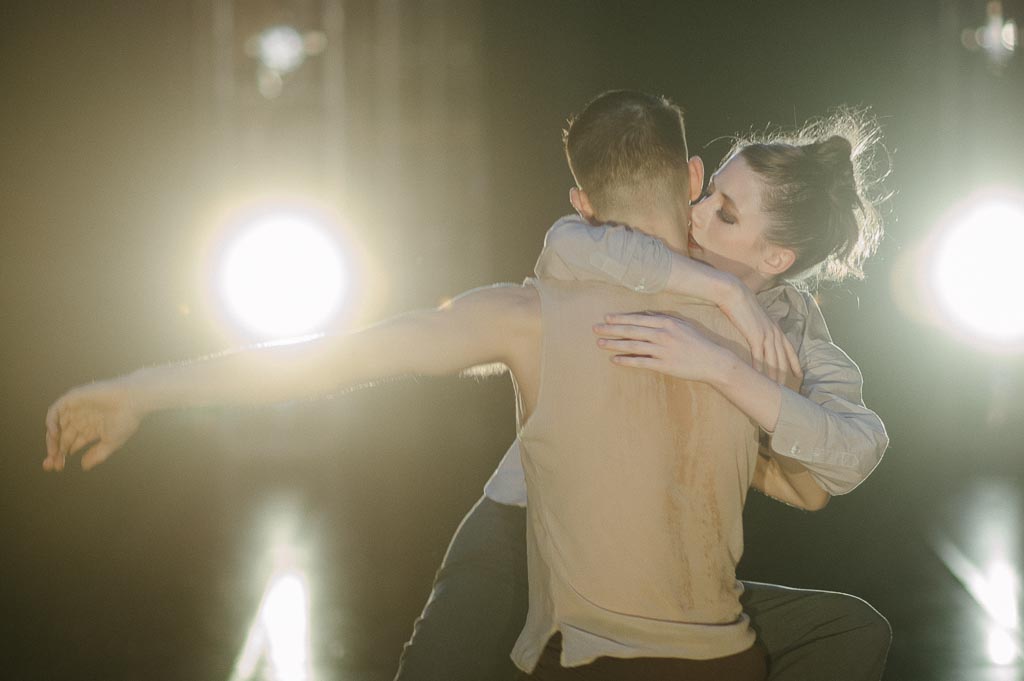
827;592;892;651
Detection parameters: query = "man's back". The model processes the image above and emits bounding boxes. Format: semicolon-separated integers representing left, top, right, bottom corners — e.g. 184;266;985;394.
507;279;761;672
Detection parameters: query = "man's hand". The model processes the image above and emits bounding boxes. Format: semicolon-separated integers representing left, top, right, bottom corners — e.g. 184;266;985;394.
44;380;142;472
718;282;802;385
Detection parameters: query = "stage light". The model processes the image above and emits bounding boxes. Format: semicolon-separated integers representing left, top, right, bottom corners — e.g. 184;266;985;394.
218;210;347;339
256;25;307;74
1003;20;1018;51
932;195;1024;346
245;25;328;98
261;571;311;681
961;1;1017;66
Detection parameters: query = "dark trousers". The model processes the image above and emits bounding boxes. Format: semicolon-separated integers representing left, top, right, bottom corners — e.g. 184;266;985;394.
523;633;768;681
394;496;890;681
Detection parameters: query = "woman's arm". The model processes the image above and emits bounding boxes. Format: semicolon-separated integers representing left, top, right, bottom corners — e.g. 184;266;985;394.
594;313;792;431
758;289;888;494
594;300;888;496
594;311;828;510
752;448;831;511
538;216;796;380
44;284;539;472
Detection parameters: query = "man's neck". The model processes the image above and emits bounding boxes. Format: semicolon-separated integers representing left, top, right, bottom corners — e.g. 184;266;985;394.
602;205;689;254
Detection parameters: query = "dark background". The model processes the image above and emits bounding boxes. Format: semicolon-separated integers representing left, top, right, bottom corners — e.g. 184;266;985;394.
3;1;1023;679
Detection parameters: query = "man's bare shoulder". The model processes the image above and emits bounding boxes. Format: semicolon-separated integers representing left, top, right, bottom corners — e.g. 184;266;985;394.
443;283;540;379
446;282;540;324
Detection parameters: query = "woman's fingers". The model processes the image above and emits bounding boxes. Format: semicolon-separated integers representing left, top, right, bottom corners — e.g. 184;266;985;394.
775;332;790;384
766;334;784;384
593;322;662;341
783;335;802;382
609;355;661;370
597;338;657;355
750;334;765;375
602;312;673;329
762;336;777;381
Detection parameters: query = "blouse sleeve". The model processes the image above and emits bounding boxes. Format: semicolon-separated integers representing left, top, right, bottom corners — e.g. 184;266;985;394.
766;290;889;495
534;215;673;293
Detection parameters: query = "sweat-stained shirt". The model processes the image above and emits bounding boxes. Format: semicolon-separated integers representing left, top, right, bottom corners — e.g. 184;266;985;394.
511;278;760;671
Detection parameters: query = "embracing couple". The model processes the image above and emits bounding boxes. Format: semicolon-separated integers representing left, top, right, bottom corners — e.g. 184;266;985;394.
46;90;890;680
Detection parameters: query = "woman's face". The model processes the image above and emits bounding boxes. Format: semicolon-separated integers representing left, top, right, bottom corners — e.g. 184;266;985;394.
688;154;777;290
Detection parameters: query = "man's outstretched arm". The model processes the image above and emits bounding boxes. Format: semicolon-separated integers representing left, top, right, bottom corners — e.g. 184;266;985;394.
44;284;539;472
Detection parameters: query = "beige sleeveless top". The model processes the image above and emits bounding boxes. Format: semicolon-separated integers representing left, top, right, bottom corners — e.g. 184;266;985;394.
511;279;760;672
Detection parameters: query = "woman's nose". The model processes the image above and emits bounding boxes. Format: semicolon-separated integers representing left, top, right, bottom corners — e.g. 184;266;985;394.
690;201;708;229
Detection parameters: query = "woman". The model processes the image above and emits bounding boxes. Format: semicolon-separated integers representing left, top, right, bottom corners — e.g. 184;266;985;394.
395;111;892;681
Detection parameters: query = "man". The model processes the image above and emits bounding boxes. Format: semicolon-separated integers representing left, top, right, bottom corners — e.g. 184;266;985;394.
396;91;890;681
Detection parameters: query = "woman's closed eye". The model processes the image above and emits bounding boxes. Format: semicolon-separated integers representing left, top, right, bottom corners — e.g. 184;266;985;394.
716;207;737;225
705;183;738;224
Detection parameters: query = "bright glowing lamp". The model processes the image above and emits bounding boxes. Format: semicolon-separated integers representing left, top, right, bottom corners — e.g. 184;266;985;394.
219;211;346;339
257;25;307;74
933;197;1024;345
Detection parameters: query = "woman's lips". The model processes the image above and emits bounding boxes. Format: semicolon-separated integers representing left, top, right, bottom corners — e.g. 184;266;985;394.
688;233;702;252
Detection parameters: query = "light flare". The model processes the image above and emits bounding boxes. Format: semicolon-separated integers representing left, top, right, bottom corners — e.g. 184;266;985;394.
932;197;1024;345
218;211;347;340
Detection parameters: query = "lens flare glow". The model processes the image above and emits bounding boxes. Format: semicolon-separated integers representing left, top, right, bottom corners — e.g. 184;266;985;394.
1004;20;1019;50
229;569;313;681
987;627;1020;666
261;572;311;680
933;199;1024;344
219;212;346;339
932;479;1023;667
257;25;306;73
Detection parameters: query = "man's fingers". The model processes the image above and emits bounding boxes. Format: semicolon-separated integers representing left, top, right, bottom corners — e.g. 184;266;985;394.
45;403;60;439
57;425;83;461
82;442;115;472
67;432;96;460
45;428;58;468
45;403;62;461
44;428;57;464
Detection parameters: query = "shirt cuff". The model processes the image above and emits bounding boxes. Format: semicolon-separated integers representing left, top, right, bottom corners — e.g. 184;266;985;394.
767;387;864;495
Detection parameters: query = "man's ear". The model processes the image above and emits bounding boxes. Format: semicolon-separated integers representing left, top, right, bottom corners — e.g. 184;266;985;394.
569;187;598;223
760;244;797;277
687;156;705;203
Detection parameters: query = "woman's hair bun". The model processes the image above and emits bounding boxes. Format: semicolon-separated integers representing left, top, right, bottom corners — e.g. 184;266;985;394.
812;136;860;211
812;135;853;164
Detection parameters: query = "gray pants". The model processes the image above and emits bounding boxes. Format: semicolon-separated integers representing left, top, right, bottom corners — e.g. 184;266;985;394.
394;496;890;681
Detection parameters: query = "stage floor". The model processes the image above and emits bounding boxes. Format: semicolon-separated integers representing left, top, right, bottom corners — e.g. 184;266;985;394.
5;434;1022;681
